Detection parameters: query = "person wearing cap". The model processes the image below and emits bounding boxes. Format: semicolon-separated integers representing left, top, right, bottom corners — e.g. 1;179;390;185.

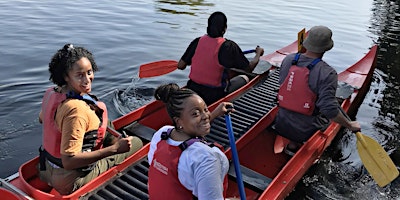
177;11;264;105
274;26;361;155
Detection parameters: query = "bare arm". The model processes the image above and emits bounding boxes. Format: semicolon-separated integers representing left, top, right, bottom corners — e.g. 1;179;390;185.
210;102;234;121
248;46;264;71
39;111;43;123
332;109;361;132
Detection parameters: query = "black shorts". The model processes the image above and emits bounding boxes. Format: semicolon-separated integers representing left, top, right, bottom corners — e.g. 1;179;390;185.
186;79;226;105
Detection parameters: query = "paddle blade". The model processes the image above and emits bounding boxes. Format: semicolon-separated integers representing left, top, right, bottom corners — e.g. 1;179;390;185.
297;28;306;53
274;135;290;154
138;60;178;78
356;132;399;187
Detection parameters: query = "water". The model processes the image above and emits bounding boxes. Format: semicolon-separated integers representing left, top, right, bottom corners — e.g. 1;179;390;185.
0;0;399;199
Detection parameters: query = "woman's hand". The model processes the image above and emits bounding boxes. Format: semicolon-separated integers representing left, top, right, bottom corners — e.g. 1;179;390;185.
217;102;234;116
113;136;133;153
211;102;234;121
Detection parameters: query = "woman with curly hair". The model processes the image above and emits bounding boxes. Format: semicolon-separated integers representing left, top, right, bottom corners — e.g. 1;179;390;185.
37;44;143;195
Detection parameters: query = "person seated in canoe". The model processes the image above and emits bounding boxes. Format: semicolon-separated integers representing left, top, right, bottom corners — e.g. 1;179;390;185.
37;44;143;195
177;11;264;105
147;83;234;200
274;26;361;155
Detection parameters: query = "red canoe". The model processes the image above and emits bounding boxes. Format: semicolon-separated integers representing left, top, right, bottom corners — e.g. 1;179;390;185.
0;38;378;200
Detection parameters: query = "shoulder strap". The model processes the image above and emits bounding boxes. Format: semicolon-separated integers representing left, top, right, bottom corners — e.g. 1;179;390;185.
291;53;321;70
65;91;104;122
160;128;174;140
307;58;321;70
66;91;98;105
291;53;301;65
160;128;213;151
179;137;212;151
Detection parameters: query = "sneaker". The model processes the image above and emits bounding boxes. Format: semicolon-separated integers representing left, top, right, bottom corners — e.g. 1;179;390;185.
284;146;296;156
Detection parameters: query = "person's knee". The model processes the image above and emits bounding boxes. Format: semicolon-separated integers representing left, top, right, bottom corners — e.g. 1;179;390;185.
228;75;249;93
128;136;144;155
238;74;249;83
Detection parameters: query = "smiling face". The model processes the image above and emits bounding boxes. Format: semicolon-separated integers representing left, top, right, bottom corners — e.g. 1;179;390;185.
64;57;94;95
176;95;211;137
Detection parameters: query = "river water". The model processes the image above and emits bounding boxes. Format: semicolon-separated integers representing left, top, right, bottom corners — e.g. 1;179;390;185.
0;0;399;199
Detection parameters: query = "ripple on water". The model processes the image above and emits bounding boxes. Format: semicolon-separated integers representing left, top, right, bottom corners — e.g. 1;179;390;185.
112;87;154;116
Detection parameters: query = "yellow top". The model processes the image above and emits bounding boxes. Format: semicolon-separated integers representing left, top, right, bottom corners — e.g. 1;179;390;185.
55;99;100;156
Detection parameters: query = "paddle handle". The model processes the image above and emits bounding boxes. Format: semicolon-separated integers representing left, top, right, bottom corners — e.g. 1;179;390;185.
338;106;350;121
107;126;128;138
225;114;246;200
242;49;256;54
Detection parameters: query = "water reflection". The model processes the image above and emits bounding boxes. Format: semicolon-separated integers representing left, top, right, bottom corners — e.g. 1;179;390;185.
369;0;400;163
155;0;214;15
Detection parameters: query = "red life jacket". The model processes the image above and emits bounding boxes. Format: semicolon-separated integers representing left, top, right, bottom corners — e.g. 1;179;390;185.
148;129;227;199
41;87;66;158
190;35;226;87
41;88;107;159
278;54;321;116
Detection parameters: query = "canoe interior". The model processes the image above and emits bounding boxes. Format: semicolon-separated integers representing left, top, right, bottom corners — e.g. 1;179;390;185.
80;67;284;200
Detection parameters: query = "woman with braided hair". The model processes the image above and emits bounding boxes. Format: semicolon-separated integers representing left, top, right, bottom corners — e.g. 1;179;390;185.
37;44;143;194
147;83;234;200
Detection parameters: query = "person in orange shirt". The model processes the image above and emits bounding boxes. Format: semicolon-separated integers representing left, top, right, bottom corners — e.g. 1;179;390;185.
38;44;143;194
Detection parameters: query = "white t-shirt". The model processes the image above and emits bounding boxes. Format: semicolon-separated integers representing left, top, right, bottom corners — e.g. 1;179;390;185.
148;125;229;200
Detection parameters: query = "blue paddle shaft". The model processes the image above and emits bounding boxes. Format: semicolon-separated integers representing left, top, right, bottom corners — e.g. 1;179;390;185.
242;49;256;54
225;114;246;200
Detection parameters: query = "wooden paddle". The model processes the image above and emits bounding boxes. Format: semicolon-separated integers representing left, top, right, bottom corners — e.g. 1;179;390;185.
297;28;306;53
138;49;256;78
225;106;246;200
339;107;399;187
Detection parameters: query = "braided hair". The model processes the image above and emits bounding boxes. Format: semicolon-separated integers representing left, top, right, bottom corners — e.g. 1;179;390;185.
154;83;197;128
207;11;227;38
48;44;98;87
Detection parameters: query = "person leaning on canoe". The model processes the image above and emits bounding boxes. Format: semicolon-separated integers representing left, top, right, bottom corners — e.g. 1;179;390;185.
148;83;237;200
177;11;264;105
274;26;361;155
37;44;143;195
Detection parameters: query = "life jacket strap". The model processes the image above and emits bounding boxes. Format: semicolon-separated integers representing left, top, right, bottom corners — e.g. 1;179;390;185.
39;146;64;170
160;128;214;151
291;53;321;70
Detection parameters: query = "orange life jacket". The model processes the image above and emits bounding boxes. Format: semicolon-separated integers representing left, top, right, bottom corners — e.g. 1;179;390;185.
41;88;107;161
190;35;226;87
278;54;320;115
41;87;66;158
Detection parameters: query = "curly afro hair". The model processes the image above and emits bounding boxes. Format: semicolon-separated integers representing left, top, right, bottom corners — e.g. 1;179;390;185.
48;44;98;86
